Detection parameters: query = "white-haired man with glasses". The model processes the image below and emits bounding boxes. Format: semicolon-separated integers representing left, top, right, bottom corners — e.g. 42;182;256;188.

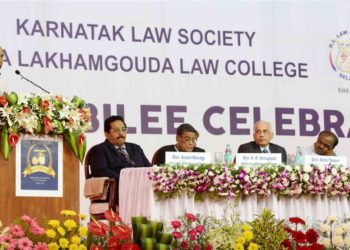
237;120;287;163
89;115;151;183
152;123;205;165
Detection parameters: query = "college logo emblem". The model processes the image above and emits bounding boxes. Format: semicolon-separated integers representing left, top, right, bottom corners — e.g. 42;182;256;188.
329;31;350;80
22;143;56;177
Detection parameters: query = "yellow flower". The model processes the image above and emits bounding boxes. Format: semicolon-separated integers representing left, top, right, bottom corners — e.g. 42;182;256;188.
69;244;78;250
79;214;87;221
78;226;87;237
64;219;77;231
48;220;60;228
242;224;250;231
243;230;253;241
319;224;331;233
345;237;350;247
327;215;338;223
59;238;70;248
1;243;8;249
48;242;60;250
46;229;57;238
71;235;81;244
234;243;244;250
78;245;87;250
60;210;77;217
335;226;344;235
236;236;246;245
332;235;344;247
248;242;259;250
57;226;66;236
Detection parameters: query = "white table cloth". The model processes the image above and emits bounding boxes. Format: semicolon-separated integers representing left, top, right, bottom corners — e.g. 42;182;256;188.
119;167;350;225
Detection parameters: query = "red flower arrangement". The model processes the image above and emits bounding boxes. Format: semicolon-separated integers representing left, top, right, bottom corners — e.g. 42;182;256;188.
0;92;92;162
171;213;212;250
283;217;324;250
87;210;140;250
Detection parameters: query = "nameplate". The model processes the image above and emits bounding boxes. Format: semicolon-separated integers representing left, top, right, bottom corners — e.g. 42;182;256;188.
236;153;282;166
165;152;211;165
304;155;347;167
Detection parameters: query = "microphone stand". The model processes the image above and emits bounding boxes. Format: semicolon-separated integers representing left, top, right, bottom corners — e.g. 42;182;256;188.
15;70;50;94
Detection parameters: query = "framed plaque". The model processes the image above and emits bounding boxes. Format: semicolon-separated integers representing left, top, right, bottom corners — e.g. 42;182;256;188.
16;135;63;197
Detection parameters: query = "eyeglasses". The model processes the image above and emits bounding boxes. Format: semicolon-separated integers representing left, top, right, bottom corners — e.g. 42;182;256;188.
110;127;128;134
181;136;198;143
255;130;270;135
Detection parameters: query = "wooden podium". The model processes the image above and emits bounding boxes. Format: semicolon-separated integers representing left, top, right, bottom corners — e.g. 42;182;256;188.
0;140;79;225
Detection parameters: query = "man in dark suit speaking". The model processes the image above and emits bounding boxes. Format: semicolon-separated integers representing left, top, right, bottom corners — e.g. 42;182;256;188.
237;120;287;164
89;115;151;183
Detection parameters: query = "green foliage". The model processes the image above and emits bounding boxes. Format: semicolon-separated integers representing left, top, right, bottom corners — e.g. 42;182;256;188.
249;209;287;250
204;201;259;249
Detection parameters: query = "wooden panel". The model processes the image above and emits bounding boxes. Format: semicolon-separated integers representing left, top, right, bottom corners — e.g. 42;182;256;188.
0;140;79;224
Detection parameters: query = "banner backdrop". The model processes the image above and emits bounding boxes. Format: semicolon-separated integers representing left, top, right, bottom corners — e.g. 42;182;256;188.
1;1;350;215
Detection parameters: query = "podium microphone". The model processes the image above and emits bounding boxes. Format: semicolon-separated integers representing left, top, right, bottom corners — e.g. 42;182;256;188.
15;70;50;94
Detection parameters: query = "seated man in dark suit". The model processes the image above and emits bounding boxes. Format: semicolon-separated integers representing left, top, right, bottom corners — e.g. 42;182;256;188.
152;123;205;165
89;115;151;184
237;120;287;164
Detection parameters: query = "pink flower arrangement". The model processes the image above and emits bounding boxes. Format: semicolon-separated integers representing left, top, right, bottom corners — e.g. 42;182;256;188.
170;213;212;250
0;210;88;250
0;214;47;249
148;163;350;200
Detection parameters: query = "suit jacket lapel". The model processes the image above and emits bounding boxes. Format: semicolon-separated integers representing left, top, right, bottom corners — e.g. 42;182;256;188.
252;142;262;153
125;143;132;160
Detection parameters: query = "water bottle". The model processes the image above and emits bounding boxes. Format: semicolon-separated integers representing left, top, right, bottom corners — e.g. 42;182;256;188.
294;146;303;165
224;144;233;165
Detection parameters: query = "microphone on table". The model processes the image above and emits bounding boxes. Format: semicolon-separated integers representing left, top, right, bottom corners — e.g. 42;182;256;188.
15;70;50;94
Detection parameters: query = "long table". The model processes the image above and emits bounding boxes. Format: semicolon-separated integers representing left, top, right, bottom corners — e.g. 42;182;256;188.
119;167;350;225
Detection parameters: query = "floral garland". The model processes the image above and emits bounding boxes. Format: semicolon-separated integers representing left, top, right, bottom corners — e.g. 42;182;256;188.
147;163;350;200
0;92;92;162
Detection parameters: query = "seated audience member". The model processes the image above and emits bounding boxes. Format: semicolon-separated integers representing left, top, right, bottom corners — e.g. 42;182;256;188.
152;123;205;165
89;115;151;184
303;130;339;156
237;120;287;163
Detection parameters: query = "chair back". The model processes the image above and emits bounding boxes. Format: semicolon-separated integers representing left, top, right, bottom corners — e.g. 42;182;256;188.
83;147;118;220
151;149;159;166
84;148;93;179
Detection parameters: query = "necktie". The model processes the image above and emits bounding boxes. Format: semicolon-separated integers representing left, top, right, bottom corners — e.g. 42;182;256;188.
262;148;268;153
118;147;130;160
117;147;135;166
